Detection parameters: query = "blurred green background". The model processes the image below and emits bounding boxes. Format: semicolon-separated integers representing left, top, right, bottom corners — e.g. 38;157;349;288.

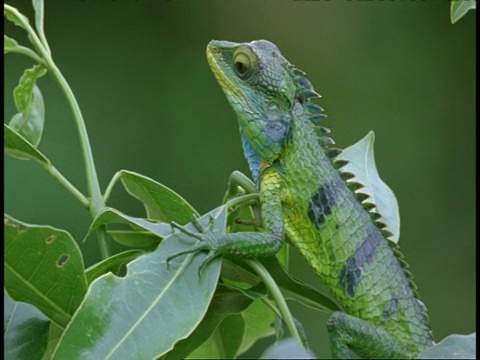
5;1;475;358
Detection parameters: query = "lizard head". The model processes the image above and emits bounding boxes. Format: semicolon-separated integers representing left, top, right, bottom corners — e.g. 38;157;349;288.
207;39;299;164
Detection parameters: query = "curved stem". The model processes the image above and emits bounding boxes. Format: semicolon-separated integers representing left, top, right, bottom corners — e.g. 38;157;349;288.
103;171;122;204
45;60;110;257
8;47;46;66
225;193;259;210
5;4;111;258
244;259;305;349
44;164;89;208
4;5;45;57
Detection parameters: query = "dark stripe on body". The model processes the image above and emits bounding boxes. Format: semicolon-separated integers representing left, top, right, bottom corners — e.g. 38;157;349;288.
307;180;340;228
339;225;382;297
382;298;399;322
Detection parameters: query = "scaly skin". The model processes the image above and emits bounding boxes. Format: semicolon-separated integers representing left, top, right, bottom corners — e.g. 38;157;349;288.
203;39;434;358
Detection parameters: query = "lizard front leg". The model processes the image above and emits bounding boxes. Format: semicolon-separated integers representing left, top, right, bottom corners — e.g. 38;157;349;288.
168;167;285;272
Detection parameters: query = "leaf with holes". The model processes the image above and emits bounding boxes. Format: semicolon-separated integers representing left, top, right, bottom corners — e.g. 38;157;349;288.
52;207;225;359
4;289;50;360
4;215;87;328
336;131;400;242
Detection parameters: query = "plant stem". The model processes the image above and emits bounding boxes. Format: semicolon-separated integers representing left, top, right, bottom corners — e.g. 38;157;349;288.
5;4;111;258
44;164;89;208
46;60;110;257
9;47;46;66
225;193;259;210
244;259;305;349
103;171;122;203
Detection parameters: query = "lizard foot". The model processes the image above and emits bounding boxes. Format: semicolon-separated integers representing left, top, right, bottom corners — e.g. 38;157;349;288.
166;214;221;276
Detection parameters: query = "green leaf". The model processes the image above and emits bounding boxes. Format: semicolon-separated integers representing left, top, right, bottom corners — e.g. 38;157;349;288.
238;300;276;355
4;35;20;54
4;5;30;30
261;337;315;359
9;65;47;146
451;0;476;24
85;249;145;284
32;0;45;37
52;207;226;359
109;170;198;223
10;85;45;147
165;286;253;360
4;123;50;164
4;215;87;328
106;230;161;248
4;289;50;360
85;207;174;243
217;314;245;358
418;333;476;359
336;131;400;243
14;65;46;112
43;323;64;360
185;335;220;359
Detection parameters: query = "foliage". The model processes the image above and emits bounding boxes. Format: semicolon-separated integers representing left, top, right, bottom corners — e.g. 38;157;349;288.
3;2;474;359
451;0;476;24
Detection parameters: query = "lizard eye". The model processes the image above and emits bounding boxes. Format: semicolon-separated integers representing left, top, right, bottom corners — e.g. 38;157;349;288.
233;51;252;79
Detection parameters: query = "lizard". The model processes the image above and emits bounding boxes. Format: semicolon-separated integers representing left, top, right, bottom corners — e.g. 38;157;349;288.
171;39;435;359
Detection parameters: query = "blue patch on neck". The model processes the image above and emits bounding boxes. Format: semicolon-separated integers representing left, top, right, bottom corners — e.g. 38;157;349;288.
240;131;261;189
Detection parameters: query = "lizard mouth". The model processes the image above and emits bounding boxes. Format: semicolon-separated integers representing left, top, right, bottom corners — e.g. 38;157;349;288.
206;42;248;107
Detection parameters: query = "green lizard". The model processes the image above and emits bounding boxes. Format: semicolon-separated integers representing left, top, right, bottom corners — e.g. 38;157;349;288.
172;39;435;359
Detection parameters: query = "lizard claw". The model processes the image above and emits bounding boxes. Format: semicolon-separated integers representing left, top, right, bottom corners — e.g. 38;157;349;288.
167;214;221;273
197;250;220;276
166;243;208;269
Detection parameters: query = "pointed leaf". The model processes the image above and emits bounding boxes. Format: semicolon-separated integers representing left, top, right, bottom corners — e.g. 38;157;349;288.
451;0;476;24
85;207;174;243
4;35;20;54
238;300;276;355
117;170;198;223
165;286;253;360
52;207;226;359
4;215;87;328
418;333;476;359
13;65;47;112
106;230;161;248
217;314;245;358
185;335;220;359
85;250;145;284
4;5;30;30
4;123;50;164
10;85;45;147
4;289;50;360
32;0;45;37
336;131;400;242
10;65;47;146
43;323;64;360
